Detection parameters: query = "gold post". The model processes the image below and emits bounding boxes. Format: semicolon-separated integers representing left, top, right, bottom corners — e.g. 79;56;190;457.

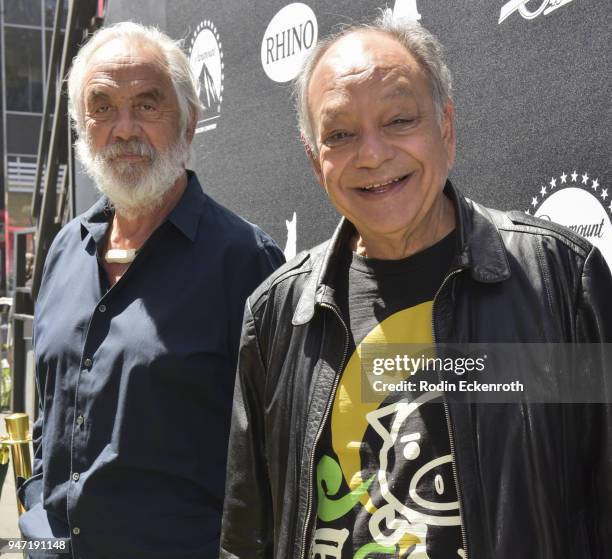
0;442;9;465
4;413;32;515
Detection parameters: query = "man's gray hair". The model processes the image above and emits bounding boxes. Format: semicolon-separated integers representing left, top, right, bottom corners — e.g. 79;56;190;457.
294;11;453;154
67;21;202;137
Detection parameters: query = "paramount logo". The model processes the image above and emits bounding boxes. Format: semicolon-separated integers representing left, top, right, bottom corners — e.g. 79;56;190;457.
526;169;612;270
188;20;224;133
538;216;605;240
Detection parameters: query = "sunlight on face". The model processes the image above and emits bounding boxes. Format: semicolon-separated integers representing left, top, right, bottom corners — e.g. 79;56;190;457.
307;31;456;257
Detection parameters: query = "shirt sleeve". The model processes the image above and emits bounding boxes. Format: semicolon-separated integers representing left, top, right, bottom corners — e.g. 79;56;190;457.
16;371;44;510
16;236;60;511
227;234;285;373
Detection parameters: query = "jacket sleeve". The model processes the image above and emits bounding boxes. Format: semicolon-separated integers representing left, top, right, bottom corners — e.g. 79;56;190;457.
220;300;274;559
575;245;612;555
576;245;612;342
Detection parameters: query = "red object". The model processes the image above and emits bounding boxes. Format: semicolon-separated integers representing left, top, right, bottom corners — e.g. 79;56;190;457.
3;209;33;287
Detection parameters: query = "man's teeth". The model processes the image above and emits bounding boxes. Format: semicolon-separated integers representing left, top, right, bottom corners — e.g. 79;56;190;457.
360;175;406;191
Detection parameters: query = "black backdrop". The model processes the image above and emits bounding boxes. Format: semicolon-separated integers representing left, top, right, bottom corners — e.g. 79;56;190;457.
97;0;611;268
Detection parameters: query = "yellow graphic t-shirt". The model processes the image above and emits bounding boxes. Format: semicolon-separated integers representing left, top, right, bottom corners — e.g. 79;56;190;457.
312;231;465;559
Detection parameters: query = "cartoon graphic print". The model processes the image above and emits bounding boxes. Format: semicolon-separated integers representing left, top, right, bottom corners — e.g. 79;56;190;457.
364;391;461;557
312;304;464;558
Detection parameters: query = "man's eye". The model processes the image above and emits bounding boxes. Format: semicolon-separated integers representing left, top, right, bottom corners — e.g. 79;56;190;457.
387;117;415;126
94;105;110;114
324;131;353;146
137;103;157;112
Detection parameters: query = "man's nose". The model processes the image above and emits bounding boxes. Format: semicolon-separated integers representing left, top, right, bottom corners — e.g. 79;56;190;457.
112;106;141;140
354;129;394;169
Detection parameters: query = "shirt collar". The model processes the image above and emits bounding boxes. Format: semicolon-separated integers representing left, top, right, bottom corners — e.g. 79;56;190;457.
80;197;113;247
165;170;206;242
80;170;206;247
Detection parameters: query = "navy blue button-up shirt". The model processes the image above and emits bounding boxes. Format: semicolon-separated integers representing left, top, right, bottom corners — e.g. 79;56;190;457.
20;172;284;558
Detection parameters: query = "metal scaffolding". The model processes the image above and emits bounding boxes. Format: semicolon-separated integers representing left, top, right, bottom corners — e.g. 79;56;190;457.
10;0;103;412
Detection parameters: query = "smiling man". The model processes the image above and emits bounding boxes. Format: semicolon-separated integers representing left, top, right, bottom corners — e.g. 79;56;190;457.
220;13;612;559
17;22;283;559
305;30;455;261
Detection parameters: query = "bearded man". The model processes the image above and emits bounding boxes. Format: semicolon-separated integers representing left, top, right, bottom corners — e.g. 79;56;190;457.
17;22;283;559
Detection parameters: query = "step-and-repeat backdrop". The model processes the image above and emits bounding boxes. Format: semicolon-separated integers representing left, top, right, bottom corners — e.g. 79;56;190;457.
101;0;611;269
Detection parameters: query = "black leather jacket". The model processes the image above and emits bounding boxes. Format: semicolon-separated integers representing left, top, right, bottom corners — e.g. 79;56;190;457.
220;183;612;559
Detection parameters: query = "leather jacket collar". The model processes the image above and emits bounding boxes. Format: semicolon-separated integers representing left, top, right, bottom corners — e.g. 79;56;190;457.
293;180;511;326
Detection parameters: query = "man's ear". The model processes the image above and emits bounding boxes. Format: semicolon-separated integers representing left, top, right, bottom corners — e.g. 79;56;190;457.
185;114;197;145
441;99;456;170
301;133;325;188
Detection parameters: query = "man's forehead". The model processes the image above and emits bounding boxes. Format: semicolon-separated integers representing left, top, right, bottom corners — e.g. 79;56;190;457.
89;37;166;66
308;31;425;121
315;30;420;83
84;39;171;88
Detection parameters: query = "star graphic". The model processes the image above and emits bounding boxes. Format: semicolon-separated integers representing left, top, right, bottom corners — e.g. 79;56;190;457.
571;171;578;182
591;178;599;190
560;173;567;183
582;173;589;184
531;197;538;208
525;209;531;215
540;186;547;197
549;178;556;188
601;188;609;200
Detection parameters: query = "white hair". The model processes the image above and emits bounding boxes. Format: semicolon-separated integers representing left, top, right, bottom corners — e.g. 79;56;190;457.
75;134;190;218
294;11;453;154
67;21;201;137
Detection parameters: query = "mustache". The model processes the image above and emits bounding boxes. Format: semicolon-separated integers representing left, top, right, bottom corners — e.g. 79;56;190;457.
98;140;156;161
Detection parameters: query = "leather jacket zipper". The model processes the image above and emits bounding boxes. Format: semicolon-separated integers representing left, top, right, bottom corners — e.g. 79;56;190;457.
300;302;350;559
432;268;469;559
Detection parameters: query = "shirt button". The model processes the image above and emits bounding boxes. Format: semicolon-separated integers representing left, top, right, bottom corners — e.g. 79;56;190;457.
99;304;106;313
72;472;80;481
76;415;84;425
83;358;92;368
72;527;80;535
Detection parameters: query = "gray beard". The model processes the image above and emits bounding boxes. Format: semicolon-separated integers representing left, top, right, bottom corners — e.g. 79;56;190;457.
75;135;191;218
